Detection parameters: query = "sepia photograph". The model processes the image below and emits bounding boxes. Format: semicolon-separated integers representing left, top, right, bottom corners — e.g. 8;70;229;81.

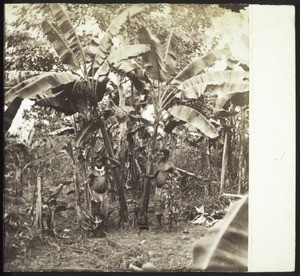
3;3;294;272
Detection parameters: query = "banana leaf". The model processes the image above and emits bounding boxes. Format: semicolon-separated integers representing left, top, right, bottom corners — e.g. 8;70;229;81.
107;44;151;65
5;71;44;89
35;91;77;116
94;5;144;67
178;70;249;90
75;120;100;147
160;28;180;79
94;44;150;80
138;26;167;81
48;4;86;68
179;81;249;100
168;105;219;139
42;21;80;69
192;196;248;271
4;97;23;134
172;47;231;84
5;72;78;104
215;91;249;111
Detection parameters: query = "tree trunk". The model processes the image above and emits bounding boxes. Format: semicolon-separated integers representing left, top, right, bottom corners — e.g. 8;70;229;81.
35;174;43;233
220;130;229;195
140;119;159;216
99;119;128;223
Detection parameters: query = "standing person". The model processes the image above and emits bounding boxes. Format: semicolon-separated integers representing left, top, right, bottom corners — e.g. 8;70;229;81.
144;149;182;229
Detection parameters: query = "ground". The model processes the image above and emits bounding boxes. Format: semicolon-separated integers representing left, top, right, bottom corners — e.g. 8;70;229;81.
4;210;208;272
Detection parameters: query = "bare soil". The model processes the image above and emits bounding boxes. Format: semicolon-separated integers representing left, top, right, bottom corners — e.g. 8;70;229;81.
4;209;208;272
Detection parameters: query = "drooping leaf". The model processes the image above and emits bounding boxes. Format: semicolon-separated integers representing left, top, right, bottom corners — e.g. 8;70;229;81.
5;71;44;90
178;70;249;90
192;196;248;271
214;91;249;111
35;90;77;116
5;72;78;104
164;119;185;133
4;97;23;134
75;120;100;147
172;47;231;84
94;5;145;67
168;105;219;139
138;26;167;81
178;81;248;100
48;4;86;69
42;21;80;69
36;77;108;115
160;28;180;79
107;44;151;65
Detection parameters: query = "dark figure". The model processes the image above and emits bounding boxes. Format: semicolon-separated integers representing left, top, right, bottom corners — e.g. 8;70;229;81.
145;149;181;229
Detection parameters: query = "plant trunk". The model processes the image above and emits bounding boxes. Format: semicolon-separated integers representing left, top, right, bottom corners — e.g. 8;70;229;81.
220;130;229;195
206;138;212;195
238;109;245;194
140;119;159;216
82;162;91;213
99;119;128;223
35;174;43;233
73;161;80;206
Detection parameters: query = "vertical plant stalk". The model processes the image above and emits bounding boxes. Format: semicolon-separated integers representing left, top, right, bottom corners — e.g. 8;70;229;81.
140;118;160;215
206;138;212;195
73;160;80;206
238;109;245;194
82;161;91;213
73;158;82;226
35;174;43;233
220;129;229;195
99;118;128;223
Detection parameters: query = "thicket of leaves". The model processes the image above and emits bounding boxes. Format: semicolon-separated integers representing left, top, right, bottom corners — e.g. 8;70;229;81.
4;4;249;265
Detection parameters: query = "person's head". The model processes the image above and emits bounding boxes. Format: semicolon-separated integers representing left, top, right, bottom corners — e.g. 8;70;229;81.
158;149;171;162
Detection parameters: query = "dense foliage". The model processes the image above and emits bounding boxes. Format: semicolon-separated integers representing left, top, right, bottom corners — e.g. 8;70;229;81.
4;3;249;270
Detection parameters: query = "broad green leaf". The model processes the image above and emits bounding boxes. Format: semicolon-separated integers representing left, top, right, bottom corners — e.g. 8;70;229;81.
49;4;86;68
42;21;80;69
173;47;231;84
192;196;248;271
4;97;23;134
215;91;249;111
94;5;145;67
160;28;180;79
75;120;100;147
178;70;249;90
179;84;207;99
5;71;44;89
180;81;249;100
35;90;78;116
107;44;151;65
138;26;167;81
5;72;79;104
168;105;219;139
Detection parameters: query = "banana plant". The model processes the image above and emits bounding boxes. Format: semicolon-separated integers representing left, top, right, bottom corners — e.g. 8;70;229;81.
4;3;152;223
134;25;249;215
